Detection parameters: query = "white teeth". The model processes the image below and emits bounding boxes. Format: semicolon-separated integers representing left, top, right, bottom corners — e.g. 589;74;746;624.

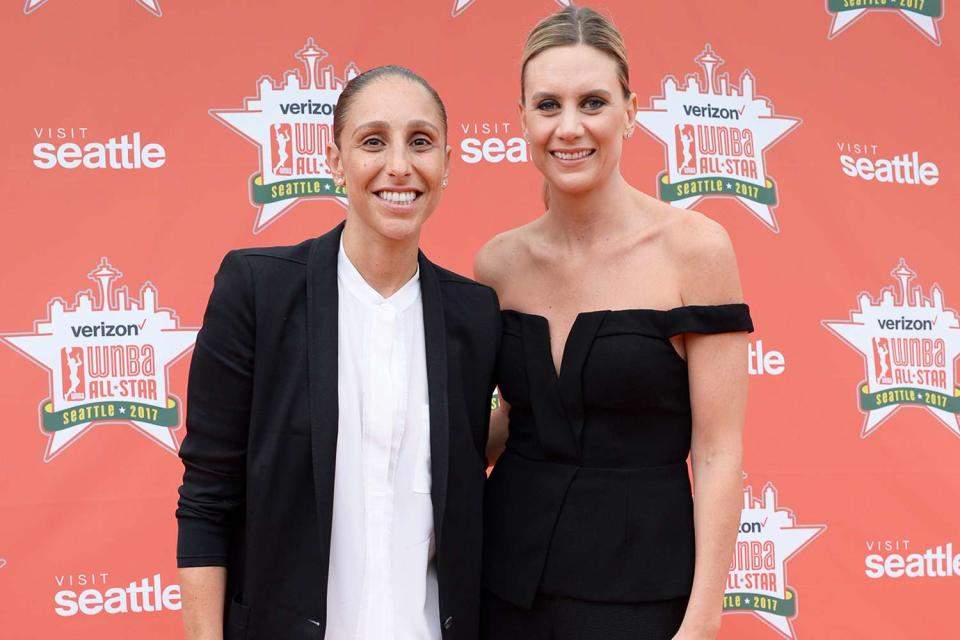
377;191;417;204
553;150;592;160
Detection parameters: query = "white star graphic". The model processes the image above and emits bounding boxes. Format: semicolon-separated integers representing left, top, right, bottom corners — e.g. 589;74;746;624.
827;3;943;45
1;260;197;460
823;259;960;438
728;482;826;640
24;0;162;16
635;45;800;232
211;38;357;232
451;0;569;17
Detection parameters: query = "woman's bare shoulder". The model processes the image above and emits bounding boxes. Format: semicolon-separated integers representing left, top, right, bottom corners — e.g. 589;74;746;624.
474;219;541;290
659;205;743;305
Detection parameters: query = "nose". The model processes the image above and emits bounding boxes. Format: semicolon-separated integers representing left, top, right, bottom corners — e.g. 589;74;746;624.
555;106;583;142
386;143;412;178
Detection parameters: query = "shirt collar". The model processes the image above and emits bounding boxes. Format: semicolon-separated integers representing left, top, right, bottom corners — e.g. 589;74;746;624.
338;237;421;311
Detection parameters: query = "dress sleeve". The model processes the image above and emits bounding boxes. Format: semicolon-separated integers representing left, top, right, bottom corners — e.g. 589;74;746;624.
662;304;754;337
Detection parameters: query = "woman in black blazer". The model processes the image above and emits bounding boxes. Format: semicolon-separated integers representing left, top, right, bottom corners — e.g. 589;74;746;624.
476;8;752;640
176;66;500;640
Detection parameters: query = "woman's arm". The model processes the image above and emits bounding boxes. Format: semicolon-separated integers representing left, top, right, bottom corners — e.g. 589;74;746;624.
474;234;511;467
176;251;256;640
179;567;226;640
673;217;748;640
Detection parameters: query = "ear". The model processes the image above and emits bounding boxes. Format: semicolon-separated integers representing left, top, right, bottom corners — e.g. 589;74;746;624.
443;142;452;182
625;92;639;132
326;142;343;181
517;99;528;138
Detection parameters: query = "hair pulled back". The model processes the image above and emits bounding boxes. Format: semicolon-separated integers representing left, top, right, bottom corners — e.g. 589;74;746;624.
333;65;448;147
521;6;631;100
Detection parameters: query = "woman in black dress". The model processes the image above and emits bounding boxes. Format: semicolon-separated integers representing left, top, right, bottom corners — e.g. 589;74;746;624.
476;7;752;640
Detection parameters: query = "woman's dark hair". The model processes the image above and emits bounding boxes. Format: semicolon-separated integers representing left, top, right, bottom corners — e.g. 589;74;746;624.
333;65;448;147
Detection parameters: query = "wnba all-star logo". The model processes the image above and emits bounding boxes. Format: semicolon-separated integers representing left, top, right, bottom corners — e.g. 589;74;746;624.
212;38;359;233
725;481;825;639
635;45;801;233
0;259;197;461
24;0;161;16
827;0;944;45
823;259;960;438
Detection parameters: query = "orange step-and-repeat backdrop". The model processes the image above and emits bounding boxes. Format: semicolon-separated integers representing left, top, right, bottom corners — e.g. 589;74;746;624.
1;1;957;638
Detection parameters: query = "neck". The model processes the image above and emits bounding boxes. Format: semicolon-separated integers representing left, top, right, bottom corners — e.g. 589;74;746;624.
341;218;420;298
543;171;638;249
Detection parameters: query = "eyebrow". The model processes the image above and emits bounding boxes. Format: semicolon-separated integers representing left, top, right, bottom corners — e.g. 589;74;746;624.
354;119;441;135
529;89;613;101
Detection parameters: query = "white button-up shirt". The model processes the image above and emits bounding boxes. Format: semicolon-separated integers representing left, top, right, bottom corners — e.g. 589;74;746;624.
325;240;439;640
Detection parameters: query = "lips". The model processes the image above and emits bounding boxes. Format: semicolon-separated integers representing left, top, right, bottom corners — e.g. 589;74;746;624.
550;149;596;161
374;189;421;205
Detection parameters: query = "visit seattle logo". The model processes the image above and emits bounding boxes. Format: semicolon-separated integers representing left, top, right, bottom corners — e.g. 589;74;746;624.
725;481;825;639
212;38;359;233
827;0;944;45
24;0;161;16
823;259;960;438
634;45;801;233
0;259;198;461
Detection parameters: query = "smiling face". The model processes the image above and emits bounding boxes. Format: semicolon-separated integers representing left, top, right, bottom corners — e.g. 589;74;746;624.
521;44;637;197
327;75;451;243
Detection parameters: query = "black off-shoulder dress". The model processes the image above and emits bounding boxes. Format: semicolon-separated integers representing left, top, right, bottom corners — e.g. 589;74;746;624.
482;304;754;639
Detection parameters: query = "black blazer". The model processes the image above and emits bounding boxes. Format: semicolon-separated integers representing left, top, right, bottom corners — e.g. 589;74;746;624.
176;222;500;640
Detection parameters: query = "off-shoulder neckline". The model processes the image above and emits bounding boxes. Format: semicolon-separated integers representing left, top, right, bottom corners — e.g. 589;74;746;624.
500;303;749;320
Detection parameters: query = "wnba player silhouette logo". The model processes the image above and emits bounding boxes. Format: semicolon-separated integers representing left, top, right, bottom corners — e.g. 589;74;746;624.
675;125;697;175
272;124;293;176
872;338;893;385
61;347;85;402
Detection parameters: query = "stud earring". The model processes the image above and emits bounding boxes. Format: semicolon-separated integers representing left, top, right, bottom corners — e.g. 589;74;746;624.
335;176;344;186
624;128;635;139
441;178;449;189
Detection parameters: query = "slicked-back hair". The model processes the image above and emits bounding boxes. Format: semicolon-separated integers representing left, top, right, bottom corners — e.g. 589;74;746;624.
333;65;448;147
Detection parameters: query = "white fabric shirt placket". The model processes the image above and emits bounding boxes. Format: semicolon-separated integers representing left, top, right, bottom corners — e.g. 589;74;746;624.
357;302;409;640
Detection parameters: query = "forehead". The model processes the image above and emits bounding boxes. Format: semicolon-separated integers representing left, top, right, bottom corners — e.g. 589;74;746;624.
345;75;444;128
524;44;620;94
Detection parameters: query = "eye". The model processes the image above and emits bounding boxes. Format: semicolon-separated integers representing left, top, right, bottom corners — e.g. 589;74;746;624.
411;135;433;149
361;136;385;149
535;99;560;113
582;96;607;110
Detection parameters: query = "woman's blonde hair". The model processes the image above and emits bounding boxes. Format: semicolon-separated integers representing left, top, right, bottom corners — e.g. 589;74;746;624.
521;6;631;100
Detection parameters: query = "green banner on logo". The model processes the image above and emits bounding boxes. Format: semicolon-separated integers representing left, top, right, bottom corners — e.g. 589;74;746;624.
860;384;960;413
250;174;346;204
658;174;777;205
724;589;796;617
42;397;179;432
828;0;942;18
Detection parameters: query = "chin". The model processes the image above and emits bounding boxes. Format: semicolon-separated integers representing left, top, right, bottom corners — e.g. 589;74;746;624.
373;216;424;242
548;173;602;197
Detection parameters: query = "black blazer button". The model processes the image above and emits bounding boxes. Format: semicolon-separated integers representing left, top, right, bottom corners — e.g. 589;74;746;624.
443;616;454;630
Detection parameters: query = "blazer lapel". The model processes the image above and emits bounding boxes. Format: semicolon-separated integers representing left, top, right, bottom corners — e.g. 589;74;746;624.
418;253;450;545
305;221;344;600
